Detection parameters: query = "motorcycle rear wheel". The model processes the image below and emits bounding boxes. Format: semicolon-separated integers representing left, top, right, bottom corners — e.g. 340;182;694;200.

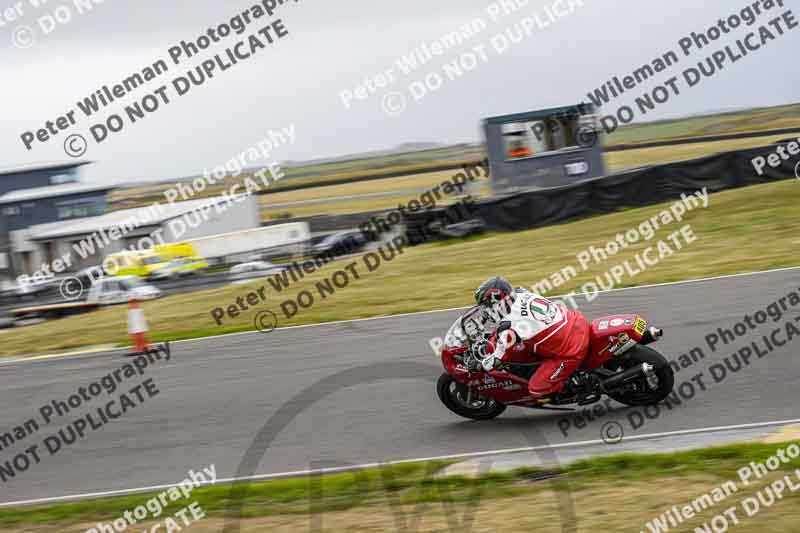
606;345;674;406
437;373;507;420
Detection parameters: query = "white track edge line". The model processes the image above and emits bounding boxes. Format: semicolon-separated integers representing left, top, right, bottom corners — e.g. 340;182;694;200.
2;417;798;508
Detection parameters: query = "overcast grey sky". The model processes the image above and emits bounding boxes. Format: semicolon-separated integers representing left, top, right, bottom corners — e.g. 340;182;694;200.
2;0;798;185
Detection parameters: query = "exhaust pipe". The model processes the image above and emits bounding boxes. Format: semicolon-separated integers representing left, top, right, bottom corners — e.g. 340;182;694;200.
600;363;654;392
640;327;663;345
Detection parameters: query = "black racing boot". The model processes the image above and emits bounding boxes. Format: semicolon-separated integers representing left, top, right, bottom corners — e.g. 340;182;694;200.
562;371;601;404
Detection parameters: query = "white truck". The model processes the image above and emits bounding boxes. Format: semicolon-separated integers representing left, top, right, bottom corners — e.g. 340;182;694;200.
181;222;310;263
9;276;160;320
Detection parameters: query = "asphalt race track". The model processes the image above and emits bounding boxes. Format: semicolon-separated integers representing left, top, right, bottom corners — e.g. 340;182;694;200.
1;268;799;504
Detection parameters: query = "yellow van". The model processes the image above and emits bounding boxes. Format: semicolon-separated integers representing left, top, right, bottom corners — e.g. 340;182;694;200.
155;242;197;260
103;250;170;279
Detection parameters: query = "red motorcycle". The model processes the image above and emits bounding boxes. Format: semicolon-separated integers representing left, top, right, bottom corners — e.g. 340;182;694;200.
437;305;675;420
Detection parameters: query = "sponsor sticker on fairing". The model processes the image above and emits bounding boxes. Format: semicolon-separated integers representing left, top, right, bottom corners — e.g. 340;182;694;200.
634;317;647;336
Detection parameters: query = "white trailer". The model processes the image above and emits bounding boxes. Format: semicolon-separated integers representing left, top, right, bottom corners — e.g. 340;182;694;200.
183;222;311;263
9;276;160;320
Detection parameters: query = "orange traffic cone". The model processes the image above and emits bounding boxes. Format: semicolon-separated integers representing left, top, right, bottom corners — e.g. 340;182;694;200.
128;299;150;355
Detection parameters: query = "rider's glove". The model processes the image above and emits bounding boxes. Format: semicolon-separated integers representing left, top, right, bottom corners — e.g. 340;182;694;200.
481;355;499;372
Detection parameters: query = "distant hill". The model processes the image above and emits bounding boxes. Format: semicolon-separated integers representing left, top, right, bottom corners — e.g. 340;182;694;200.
280;142;445;167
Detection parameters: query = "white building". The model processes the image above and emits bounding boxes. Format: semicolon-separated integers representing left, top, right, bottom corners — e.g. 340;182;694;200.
26;195;260;273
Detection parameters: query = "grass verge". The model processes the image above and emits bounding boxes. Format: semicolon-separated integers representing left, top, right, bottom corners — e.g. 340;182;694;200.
2;440;798;532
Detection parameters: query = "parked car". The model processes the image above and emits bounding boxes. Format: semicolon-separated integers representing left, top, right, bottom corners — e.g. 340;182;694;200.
9;276;160;321
437;218;486;239
311;230;368;258
89;276;161;305
229;261;286;282
11;273;56;299
148;256;209;280
0;307;14;329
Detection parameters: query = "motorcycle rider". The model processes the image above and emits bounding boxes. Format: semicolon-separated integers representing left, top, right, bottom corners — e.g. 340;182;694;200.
472;277;593;402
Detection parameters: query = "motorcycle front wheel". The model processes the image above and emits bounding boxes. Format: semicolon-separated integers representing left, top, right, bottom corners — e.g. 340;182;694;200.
436;373;507;420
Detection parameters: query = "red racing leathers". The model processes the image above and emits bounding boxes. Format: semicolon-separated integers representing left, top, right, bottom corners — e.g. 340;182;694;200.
481;290;591;397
